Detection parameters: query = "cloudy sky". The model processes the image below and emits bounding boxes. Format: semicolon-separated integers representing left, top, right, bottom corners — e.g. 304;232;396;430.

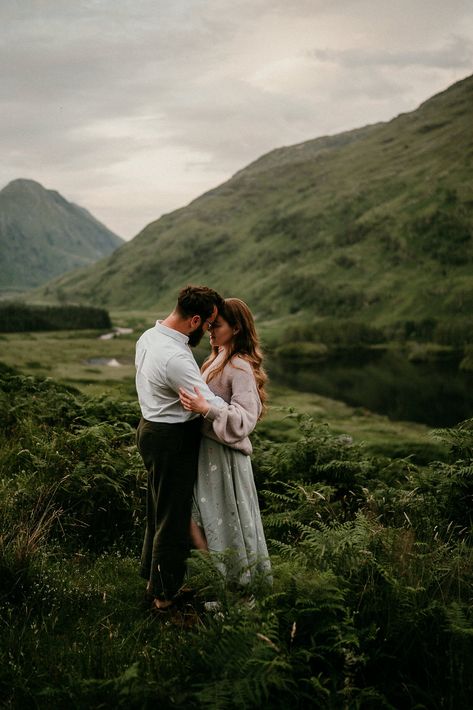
1;0;472;239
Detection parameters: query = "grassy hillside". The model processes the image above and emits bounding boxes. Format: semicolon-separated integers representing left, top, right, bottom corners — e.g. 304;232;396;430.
0;179;123;292
32;75;473;326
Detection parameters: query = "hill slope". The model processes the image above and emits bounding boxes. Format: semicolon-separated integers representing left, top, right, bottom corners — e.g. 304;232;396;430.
33;75;473;324
0;179;123;292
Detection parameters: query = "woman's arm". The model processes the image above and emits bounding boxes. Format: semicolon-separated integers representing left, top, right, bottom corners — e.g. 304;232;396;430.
179;360;261;445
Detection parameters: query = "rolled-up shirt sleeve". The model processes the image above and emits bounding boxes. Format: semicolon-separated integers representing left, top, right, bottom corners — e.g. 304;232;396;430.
166;352;225;408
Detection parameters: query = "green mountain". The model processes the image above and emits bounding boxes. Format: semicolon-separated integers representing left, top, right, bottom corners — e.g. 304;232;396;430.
32;74;473;325
0;179;123;293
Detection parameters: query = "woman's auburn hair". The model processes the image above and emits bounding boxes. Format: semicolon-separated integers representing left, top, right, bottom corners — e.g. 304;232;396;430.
201;297;268;416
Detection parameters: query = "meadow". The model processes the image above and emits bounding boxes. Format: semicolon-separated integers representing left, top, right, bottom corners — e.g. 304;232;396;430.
0;313;448;459
1;319;472;708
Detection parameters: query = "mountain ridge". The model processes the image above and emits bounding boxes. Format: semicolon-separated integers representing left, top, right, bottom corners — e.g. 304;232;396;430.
0;179;123;292
31;73;473;325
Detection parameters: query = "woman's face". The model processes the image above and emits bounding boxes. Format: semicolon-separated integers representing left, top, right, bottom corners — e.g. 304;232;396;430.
209;315;235;349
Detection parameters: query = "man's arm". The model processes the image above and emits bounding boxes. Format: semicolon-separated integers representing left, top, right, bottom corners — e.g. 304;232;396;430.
166;353;225;408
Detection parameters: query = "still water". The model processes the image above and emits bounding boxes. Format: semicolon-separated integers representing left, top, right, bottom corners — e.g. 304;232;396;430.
269;347;473;427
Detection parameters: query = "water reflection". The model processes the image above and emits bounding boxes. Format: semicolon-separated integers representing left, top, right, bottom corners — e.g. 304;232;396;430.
269;347;473;427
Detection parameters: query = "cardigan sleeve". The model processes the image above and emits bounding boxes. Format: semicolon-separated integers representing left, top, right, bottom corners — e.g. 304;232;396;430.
205;358;261;446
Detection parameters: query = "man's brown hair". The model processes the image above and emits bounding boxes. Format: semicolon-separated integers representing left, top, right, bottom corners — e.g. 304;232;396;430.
176;285;224;321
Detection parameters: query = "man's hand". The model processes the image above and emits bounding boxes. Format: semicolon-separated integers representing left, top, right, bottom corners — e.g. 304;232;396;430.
179;386;210;416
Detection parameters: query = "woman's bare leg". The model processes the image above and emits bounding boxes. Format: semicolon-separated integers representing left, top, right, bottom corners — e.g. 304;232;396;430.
190;519;208;551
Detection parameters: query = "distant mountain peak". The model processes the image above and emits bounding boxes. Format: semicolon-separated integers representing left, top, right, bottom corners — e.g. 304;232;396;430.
0;179;124;292
2;178;46;194
2;179;74;208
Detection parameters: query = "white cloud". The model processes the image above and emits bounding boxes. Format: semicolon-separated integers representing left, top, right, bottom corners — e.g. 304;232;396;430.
311;35;473;69
0;0;472;238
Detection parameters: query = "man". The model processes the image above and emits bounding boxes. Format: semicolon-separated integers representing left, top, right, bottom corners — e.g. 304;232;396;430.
135;285;225;611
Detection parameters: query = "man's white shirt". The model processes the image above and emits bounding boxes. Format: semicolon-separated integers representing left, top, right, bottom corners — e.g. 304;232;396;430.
135;321;224;423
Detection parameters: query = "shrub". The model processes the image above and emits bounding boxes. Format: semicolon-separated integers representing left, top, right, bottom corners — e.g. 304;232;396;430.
0;302;111;332
279;275;365;316
0;372;143;551
383;318;438;342
434;319;473;346
410;208;471;265
277;319;384;349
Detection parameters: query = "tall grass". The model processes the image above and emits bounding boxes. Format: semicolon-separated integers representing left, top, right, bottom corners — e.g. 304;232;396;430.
1;370;472;708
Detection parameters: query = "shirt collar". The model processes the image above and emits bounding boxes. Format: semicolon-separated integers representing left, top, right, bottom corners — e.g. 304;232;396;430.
155;320;189;345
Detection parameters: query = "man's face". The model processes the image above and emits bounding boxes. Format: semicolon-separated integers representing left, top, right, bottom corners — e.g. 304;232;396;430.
188;305;218;347
188;323;205;347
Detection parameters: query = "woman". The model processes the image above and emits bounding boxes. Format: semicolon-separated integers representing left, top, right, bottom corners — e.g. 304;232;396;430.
179;298;271;587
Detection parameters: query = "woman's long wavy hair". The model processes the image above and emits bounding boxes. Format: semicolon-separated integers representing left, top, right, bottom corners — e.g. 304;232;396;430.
201;297;268;417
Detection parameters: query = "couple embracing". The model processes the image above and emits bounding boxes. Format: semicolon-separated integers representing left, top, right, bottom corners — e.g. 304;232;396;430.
135;285;271;613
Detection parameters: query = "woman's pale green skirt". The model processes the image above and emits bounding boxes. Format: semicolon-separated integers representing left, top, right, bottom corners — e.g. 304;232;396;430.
192;436;272;586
